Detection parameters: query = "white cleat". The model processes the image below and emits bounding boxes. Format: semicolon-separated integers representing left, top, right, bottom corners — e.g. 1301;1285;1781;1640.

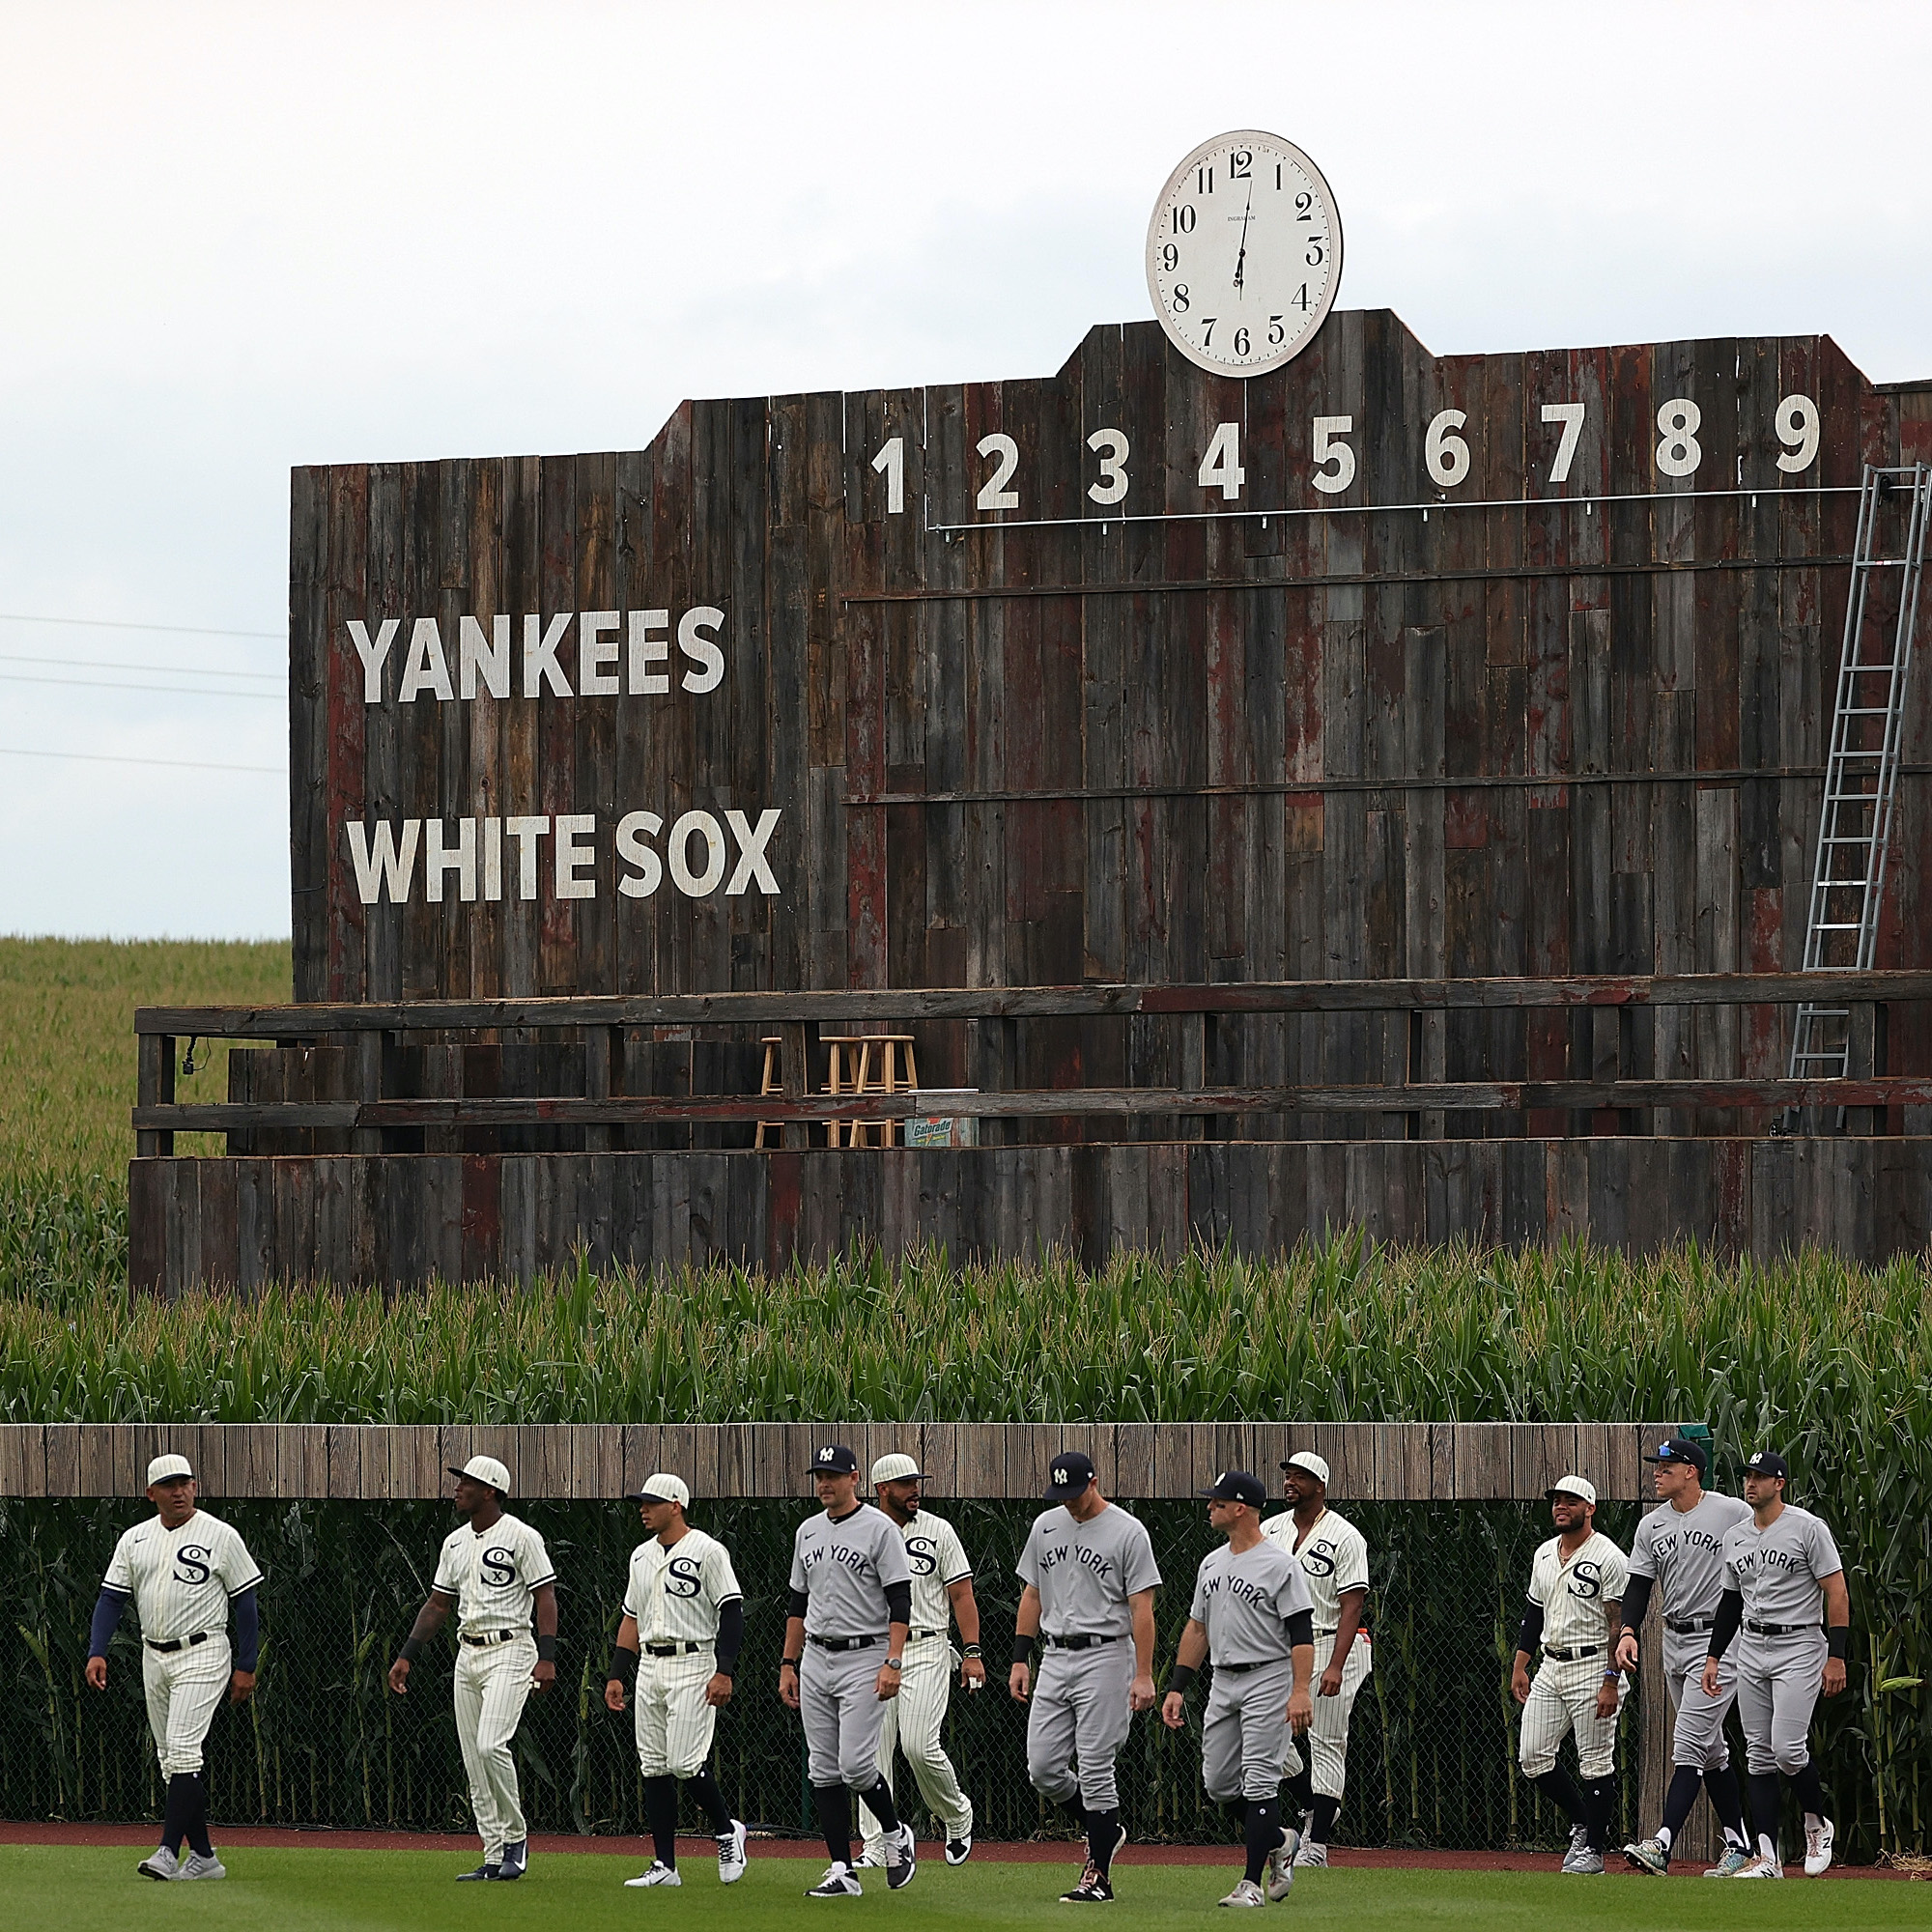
1803;1815;1834;1877
176;1853;227;1881
1729;1855;1784;1878
1264;1828;1298;1900
1218;1879;1266;1907
1291;1838;1326;1868
945;1831;973;1866
717;1820;749;1885
807;1862;864;1897
136;1847;180;1882
625;1862;682;1887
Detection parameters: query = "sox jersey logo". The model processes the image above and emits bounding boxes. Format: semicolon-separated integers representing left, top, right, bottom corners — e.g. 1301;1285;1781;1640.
625;1527;742;1644
102;1510;262;1644
434;1512;555;1635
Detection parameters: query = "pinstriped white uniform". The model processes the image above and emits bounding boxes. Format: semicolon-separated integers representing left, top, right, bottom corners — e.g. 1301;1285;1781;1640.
433;1513;555;1861
103;1510;261;1777
860;1510;976;1859
1262;1506;1372;1804
1517;1530;1629;1780
624;1527;742;1777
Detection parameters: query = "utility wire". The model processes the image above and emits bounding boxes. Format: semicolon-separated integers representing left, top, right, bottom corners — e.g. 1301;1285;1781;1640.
0;746;282;775
0;650;284;682
0;670;281;700
0;611;281;639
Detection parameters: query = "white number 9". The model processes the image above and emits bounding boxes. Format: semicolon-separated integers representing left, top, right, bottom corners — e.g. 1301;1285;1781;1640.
1776;394;1820;474
1425;409;1471;489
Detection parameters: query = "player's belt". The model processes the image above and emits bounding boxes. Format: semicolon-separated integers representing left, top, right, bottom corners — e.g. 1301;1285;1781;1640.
1540;1643;1605;1662
1744;1619;1813;1637
644;1640;710;1657
1214;1658;1280;1675
459;1629;523;1647
909;1628;949;1641
1044;1633;1120;1650
1664;1616;1714;1634
806;1634;881;1652
144;1632;212;1653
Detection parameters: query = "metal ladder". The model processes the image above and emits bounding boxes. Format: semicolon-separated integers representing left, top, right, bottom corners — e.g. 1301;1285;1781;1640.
1784;463;1931;1126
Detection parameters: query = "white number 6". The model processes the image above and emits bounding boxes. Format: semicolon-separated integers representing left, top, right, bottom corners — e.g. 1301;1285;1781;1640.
1425;410;1471;489
1776;394;1820;474
1088;428;1129;505
1656;398;1702;479
1311;415;1355;496
976;433;1019;512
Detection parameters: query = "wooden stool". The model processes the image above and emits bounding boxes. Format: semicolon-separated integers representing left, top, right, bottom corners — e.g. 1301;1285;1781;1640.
828;1033;920;1148
754;1037;784;1150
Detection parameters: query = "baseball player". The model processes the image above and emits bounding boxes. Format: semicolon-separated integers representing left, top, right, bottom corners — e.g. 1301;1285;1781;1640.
85;1453;262;1882
1009;1449;1161;1904
1510;1474;1628;1875
1613;1437;1753;1877
604;1472;749;1888
1162;1471;1315;1908
1263;1449;1370;1865
1701;1449;1850;1879
856;1453;983;1868
780;1443;919;1897
387;1454;557;1882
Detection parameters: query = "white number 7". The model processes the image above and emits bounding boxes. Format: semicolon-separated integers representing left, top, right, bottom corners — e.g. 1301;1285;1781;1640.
1541;402;1585;485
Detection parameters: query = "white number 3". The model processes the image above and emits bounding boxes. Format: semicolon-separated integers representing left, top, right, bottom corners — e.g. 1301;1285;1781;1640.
1088;429;1129;505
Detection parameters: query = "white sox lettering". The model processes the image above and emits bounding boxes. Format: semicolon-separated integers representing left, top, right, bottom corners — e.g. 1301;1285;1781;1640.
906;1538;938;1577
172;1546;213;1586
1566;1561;1605;1600
479;1548;518;1588
664;1555;703;1599
1300;1539;1339;1578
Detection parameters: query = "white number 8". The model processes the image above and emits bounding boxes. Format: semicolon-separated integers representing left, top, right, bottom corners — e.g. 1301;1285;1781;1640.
1655;398;1702;479
1776;394;1820;474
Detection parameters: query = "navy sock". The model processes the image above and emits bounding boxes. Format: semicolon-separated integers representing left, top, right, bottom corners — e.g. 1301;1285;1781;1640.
642;1776;679;1868
1660;1765;1704;1849
1532;1767;1587;1829
688;1766;733;1836
861;1776;901;1837
1704;1766;1747;1842
1284;1759;1315;1817
1243;1798;1282;1885
1086;1805;1122;1877
1582;1776;1617;1854
1790;1757;1828;1821
1748;1772;1781;1862
814;1784;854;1869
1310;1795;1340;1844
160;1773;196;1855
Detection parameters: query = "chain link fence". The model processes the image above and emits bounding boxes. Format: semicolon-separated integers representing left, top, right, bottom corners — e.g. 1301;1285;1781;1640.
0;1495;1881;1857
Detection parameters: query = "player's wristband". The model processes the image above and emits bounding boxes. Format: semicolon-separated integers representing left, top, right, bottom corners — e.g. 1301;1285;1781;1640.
1827;1627;1849;1662
1167;1663;1198;1696
780;1657;800;1673
608;1643;639;1685
1011;1634;1037;1666
961;1644;982;1659
1603;1669;1620;1682
535;1633;557;1665
398;1636;423;1663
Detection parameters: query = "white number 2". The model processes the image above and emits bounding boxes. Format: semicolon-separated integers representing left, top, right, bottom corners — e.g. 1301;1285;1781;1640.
1656;398;1702;478
871;437;903;515
1776;394;1820;474
1088;428;1129;505
976;433;1019;511
1541;402;1585;484
1425;409;1471;488
1199;421;1244;499
1310;415;1355;496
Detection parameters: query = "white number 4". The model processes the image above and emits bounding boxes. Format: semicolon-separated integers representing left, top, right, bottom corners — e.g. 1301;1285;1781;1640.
1199;421;1244;499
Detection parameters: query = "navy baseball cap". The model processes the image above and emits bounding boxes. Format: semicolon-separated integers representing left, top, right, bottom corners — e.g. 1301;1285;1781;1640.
1746;1449;1790;1480
1198;1470;1267;1508
808;1444;860;1474
1643;1437;1709;1473
1044;1451;1097;1501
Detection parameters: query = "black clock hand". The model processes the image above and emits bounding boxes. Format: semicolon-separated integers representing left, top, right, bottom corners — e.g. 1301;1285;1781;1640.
1233;183;1254;292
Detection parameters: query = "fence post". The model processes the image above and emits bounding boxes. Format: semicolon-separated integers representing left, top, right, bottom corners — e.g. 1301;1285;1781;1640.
136;1033;174;1157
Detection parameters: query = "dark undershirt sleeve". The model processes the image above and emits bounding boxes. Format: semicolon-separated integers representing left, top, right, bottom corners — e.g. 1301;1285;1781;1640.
787;1588;810;1621
89;1587;131;1660
1707;1588;1744;1661
1515;1599;1545;1657
1619;1573;1652;1634
1285;1607;1314;1649
231;1587;261;1673
883;1580;912;1627
714;1599;745;1674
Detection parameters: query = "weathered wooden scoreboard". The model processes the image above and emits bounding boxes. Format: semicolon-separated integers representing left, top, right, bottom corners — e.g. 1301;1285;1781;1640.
130;134;1932;1288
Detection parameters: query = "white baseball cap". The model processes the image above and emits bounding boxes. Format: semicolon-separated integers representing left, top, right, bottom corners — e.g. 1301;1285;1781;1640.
449;1454;511;1494
1283;1451;1329;1486
147;1454;193;1485
627;1472;690;1508
871;1453;923;1486
1548;1474;1597;1507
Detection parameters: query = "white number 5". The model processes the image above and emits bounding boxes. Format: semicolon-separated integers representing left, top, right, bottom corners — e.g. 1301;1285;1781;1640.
1311;415;1355;496
1088;428;1129;505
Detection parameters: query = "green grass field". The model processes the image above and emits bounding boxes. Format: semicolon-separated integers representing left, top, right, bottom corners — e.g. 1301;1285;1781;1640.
4;1845;1920;1932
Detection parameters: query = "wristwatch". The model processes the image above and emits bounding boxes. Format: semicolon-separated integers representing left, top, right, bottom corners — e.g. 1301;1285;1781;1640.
886;1656;904;1671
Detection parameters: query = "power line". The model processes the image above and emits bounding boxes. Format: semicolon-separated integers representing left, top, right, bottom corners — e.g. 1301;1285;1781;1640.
0;650;284;683
0;746;282;776
0;670;281;700
0;611;282;640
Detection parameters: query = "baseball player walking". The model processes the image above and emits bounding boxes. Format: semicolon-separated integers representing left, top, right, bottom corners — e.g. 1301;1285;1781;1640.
857;1453;983;1867
86;1453;262;1882
1614;1437;1753;1877
1009;1449;1160;1904
387;1454;557;1882
1262;1450;1370;1866
1162;1471;1315;1908
604;1472;749;1888
1701;1449;1850;1879
781;1443;919;1897
1510;1474;1628;1875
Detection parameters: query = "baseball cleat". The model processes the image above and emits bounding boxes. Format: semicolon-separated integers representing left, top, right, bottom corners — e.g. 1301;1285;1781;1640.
1217;1879;1266;1907
1704;1844;1754;1876
496;1838;528;1880
175;1853;226;1881
1264;1828;1298;1899
1803;1815;1834;1877
625;1862;682;1887
1060;1862;1114;1903
945;1832;973;1866
885;1823;918;1889
136;1847;180;1881
717;1819;749;1884
1622;1837;1669;1876
1729;1855;1783;1878
1291;1838;1325;1869
806;1862;864;1897
455;1863;500;1880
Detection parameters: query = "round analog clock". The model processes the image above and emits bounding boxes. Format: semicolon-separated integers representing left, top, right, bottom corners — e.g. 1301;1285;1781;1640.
1146;129;1344;377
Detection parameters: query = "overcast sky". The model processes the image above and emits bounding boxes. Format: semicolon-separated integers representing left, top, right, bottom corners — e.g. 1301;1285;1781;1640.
4;0;1929;940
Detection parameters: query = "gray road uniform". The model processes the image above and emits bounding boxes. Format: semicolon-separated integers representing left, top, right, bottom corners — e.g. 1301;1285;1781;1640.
1719;1505;1844;1776
1190;1540;1313;1803
1017;1503;1161;1812
790;1503;913;1788
1628;1492;1751;1771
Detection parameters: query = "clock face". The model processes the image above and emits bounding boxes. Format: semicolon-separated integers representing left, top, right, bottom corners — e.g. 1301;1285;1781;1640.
1146;130;1343;378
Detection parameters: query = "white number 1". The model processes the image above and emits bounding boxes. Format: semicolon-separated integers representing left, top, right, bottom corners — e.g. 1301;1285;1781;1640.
1541;403;1585;485
871;437;904;515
